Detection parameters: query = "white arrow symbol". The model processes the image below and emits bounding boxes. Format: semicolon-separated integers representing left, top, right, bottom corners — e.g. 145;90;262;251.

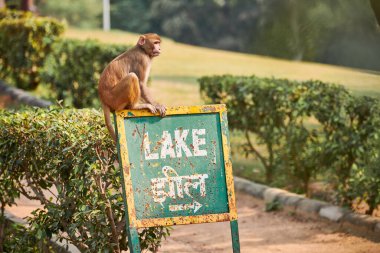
169;201;202;213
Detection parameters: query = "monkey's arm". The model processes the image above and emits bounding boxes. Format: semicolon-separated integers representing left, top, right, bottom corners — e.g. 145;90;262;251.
140;84;166;117
140;83;155;104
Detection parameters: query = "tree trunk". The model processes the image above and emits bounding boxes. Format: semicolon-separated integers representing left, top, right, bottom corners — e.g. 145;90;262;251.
0;0;5;9
21;0;37;13
266;143;274;184
289;0;304;61
0;205;6;253
370;0;380;25
365;205;374;216
303;175;310;198
265;168;273;185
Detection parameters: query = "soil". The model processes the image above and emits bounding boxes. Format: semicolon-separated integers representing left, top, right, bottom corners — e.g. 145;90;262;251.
0;95;14;108
159;192;380;253
6;191;380;253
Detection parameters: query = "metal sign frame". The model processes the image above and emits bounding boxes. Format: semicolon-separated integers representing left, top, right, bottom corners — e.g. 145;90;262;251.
114;104;240;252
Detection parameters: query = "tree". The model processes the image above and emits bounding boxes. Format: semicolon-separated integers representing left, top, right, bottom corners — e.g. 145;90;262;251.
149;0;260;50
21;0;36;12
0;0;37;12
110;0;153;33
370;0;380;25
252;0;380;70
37;0;102;28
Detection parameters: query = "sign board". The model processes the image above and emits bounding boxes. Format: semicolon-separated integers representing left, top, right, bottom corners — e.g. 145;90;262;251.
115;105;240;252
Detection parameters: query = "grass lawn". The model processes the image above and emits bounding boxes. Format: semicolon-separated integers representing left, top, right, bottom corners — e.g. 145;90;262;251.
65;27;380;184
65;28;380;100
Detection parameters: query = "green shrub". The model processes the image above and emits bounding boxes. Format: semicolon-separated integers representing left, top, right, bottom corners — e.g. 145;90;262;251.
199;75;328;192
0;9;65;90
37;0;102;29
0;8;31;19
1;219;55;253
347;143;380;215
199;75;380;214
325;96;380;208
0;108;170;252
42;39;129;108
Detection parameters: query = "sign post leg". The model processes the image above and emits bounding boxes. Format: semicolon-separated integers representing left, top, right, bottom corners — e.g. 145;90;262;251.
230;220;240;253
127;227;141;253
114;113;141;253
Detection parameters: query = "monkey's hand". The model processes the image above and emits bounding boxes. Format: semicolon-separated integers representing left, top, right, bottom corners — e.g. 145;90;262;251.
146;104;158;114
155;104;166;117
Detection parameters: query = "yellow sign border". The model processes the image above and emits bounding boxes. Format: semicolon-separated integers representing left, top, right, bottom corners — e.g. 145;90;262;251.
115;104;238;228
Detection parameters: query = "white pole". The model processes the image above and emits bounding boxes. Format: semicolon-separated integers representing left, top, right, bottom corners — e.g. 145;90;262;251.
103;0;110;31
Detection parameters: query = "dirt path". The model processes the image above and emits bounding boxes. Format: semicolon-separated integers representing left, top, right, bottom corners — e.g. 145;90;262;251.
6;191;379;253
160;192;379;253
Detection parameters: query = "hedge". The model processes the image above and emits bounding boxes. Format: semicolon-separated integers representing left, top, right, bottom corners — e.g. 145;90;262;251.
0;10;131;108
0;108;169;252
199;75;380;214
0;9;64;90
42;39;130;108
1;220;56;253
0;8;31;19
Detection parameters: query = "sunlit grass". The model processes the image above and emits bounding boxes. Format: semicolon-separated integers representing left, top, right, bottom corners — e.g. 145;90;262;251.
149;79;202;106
65;27;380;95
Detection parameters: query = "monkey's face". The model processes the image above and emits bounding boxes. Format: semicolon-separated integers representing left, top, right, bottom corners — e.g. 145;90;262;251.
138;34;161;58
149;39;161;57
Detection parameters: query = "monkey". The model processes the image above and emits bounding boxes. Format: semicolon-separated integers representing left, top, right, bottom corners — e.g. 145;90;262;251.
98;33;166;143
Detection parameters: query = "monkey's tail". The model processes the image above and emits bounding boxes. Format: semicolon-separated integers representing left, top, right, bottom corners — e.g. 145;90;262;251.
102;103;117;143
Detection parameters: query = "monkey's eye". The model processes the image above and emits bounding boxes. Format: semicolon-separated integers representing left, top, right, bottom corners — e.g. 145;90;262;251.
154;41;160;45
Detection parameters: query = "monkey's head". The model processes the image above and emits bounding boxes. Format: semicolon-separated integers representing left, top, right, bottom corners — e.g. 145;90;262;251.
137;33;161;58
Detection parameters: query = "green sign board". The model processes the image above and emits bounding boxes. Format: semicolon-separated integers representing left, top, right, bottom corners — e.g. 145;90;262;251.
115;105;240;252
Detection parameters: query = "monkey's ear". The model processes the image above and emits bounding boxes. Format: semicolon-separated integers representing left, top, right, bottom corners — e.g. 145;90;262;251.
138;35;146;46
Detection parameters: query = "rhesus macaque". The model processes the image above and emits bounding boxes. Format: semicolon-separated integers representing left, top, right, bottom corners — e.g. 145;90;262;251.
98;33;166;142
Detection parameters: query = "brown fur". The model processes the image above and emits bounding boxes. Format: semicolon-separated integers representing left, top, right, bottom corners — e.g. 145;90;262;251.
98;33;166;142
